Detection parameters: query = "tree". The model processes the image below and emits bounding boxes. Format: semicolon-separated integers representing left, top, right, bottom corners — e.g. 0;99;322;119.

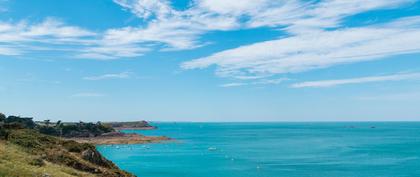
0;113;5;122
5;116;36;129
44;119;51;127
55;120;62;127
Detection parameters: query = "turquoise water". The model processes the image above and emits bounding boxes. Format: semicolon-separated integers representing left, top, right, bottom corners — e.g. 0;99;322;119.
97;122;420;177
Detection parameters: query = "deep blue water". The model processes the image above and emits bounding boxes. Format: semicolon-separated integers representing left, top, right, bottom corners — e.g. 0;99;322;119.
97;122;420;177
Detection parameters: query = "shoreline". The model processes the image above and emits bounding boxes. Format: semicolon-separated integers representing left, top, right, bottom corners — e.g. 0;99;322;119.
114;126;157;130
66;132;171;145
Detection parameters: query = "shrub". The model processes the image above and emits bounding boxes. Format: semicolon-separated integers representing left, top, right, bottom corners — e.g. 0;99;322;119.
29;157;46;167
63;140;93;153
5;116;36;129
38;126;60;136
0;113;5;122
0;128;9;140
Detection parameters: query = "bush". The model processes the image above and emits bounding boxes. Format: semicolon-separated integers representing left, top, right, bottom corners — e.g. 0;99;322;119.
38;126;60;136
58;122;115;138
8;130;43;149
0;128;9;140
3;122;25;129
0;113;5;122
63;140;93;153
29;158;46;167
5;116;36;129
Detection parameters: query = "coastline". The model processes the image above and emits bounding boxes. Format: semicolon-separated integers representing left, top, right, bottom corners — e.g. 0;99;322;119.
114;126;157;130
66;132;171;145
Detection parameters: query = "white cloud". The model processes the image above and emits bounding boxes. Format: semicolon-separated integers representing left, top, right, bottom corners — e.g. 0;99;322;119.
182;16;420;78
92;0;240;58
22;18;96;38
114;0;174;20
291;72;420;88
83;72;132;80
0;18;97;56
0;18;95;43
254;78;290;85
220;78;289;87
220;82;247;88
0;45;21;55
77;44;149;60
1;0;417;62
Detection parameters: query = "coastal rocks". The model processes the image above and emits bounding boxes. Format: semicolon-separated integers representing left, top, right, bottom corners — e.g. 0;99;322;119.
100;131;126;137
81;148;114;168
68;132;171;145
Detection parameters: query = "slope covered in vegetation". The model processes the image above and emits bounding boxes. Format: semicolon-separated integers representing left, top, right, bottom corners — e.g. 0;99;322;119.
0;113;134;177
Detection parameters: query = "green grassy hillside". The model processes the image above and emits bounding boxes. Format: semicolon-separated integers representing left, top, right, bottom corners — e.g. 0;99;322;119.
0;129;134;177
0;140;96;177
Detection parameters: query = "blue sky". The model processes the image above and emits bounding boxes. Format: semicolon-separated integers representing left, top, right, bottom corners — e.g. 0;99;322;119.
1;0;420;122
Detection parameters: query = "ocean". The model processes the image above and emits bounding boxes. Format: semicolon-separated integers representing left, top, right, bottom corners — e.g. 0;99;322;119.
97;122;420;177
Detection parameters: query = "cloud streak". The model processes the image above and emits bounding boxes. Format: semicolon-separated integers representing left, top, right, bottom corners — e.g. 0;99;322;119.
1;0;419;66
182;1;420;79
0;18;97;56
291;72;420;88
83;72;131;81
182;15;420;79
221;78;289;87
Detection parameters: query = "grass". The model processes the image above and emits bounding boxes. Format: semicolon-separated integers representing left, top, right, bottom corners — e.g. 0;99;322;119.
0;140;96;177
0;129;134;177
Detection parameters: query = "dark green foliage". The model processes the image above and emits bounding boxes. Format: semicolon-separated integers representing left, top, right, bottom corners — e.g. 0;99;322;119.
0;113;5;122
4;116;36;129
63;140;94;153
0;128;8;140
3;122;25;129
8;129;48;149
38;126;60;136
34;120;115;138
29;157;46;167
58;122;114;138
106;120;154;129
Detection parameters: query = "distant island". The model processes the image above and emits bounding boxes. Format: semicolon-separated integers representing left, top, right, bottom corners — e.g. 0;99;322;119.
0;113;169;177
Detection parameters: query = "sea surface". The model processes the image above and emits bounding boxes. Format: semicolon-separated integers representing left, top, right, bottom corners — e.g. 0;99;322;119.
97;122;420;177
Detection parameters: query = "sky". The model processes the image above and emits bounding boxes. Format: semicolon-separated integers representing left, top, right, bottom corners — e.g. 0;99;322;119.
1;0;420;122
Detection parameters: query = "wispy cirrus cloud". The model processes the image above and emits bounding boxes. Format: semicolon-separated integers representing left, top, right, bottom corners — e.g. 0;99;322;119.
83;72;132;81
1;0;419;66
220;82;247;88
0;18;97;56
183;18;420;78
182;0;420;79
0;18;96;42
220;78;289;88
291;72;420;88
